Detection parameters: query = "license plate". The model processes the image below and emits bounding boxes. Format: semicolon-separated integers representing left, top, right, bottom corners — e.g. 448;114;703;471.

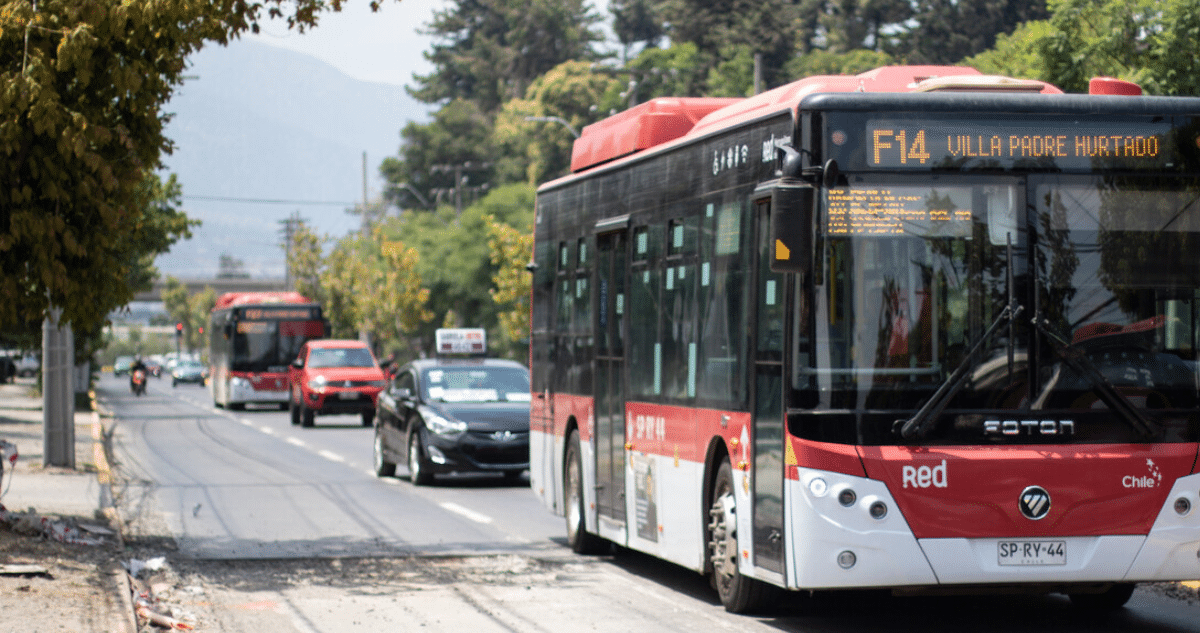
998;541;1066;566
338;391;359;400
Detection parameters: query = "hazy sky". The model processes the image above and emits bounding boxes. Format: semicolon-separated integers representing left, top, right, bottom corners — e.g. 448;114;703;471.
246;0;444;87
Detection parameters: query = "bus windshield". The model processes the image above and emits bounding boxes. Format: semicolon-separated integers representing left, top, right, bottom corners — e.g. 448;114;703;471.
794;175;1200;445
233;320;317;373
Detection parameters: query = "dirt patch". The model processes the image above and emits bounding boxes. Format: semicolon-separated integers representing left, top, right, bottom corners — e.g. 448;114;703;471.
0;512;129;631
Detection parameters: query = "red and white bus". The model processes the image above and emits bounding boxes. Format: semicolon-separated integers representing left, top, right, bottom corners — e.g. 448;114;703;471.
529;65;1200;612
209;291;327;410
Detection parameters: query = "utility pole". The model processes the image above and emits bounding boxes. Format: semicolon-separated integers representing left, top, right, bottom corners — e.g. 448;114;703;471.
430;161;491;217
278;210;303;288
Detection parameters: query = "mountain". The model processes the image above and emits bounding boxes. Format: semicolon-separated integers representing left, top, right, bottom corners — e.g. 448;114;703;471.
155;40;429;278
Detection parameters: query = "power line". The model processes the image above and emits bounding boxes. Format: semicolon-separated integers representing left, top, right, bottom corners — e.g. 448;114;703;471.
183;195;359;206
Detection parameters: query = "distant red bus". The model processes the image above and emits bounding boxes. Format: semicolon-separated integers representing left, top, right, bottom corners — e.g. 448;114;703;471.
209;291;326;410
530;65;1200;613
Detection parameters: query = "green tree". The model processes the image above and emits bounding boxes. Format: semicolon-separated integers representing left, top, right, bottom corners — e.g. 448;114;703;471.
0;0;391;347
654;0;800;92
382;183;534;356
487;213;533;357
610;0;665;60
964;0;1200;96
784;48;894;79
380;99;495;213
897;0;1047;65
410;0;604;114
287;222;327;305
494;60;622;184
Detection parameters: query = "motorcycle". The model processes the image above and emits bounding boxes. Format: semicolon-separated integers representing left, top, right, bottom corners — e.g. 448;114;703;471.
131;368;147;396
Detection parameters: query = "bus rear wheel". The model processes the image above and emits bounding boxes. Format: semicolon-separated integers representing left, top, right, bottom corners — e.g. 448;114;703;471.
564;429;605;554
708;460;780;614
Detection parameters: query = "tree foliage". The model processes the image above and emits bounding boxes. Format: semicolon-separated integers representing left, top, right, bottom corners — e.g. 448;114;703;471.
0;0;393;342
409;0;604;114
380;99;495;212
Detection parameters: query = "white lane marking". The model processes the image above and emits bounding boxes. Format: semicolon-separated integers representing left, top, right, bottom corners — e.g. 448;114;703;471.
317;449;345;463
286;437;306;447
260;426;276;436
439;502;494;525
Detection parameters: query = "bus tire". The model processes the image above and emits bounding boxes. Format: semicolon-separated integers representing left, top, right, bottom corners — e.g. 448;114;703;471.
1068;583;1136;611
408;428;432;486
709;460;780;614
564;429;606;554
373;425;396;477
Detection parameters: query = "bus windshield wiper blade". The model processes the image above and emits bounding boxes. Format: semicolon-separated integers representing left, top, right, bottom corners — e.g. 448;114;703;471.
899;234;1022;441
897;303;1022;440
1032;317;1162;439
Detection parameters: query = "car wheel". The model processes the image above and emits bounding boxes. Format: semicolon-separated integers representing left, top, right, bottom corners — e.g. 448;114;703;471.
373;425;396;477
289;397;300;426
172;380;177;388
709;460;780;613
361;410;375;427
564;429;606;554
301;402;315;428
408;428;432;486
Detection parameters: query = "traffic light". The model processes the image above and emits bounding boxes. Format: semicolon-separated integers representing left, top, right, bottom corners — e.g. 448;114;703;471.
175;322;183;337
198;326;204;335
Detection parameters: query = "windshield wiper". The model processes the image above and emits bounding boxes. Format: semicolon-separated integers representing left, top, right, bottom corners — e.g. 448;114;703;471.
1029;317;1162;439
896;303;1022;440
897;235;1023;441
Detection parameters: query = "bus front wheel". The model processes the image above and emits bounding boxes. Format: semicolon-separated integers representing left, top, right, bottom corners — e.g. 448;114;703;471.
564;429;605;554
709;460;780;614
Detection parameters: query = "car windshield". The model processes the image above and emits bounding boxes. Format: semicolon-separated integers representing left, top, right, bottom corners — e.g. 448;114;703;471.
307;347;376;368
422;367;531;403
115;356;133;368
177;361;203;371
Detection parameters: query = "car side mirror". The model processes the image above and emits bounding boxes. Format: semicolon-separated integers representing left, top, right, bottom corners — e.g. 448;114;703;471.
291;357;304;369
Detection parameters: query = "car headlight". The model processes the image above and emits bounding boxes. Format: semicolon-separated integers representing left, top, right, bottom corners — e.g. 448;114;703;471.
307;375;328;393
419;406;467;437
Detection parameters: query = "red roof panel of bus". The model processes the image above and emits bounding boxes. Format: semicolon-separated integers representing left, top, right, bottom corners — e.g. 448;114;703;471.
563;66;1062;177
213;291;313;310
570;97;740;173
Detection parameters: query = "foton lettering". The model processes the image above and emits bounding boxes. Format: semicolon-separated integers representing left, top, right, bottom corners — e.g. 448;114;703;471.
983;419;1075;436
902;460;948;489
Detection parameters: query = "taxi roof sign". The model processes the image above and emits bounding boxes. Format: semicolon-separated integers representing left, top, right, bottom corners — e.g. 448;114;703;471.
435;328;487;356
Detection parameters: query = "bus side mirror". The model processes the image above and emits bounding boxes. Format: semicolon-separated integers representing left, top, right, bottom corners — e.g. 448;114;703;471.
770;181;814;276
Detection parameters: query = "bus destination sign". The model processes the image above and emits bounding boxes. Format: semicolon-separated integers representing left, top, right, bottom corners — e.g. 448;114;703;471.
242;308;315;320
864;120;1174;170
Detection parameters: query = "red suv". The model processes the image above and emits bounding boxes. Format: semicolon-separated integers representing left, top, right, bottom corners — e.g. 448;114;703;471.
288;340;387;428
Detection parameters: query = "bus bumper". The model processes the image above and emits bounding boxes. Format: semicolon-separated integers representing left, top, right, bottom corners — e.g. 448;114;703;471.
786;468;1200;590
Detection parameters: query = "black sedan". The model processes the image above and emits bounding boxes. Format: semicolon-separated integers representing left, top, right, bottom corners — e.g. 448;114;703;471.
373;358;530;485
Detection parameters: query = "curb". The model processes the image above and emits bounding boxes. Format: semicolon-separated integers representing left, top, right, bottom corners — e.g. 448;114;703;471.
91;392;138;633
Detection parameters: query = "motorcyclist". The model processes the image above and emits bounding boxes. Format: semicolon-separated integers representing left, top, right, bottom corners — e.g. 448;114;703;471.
130;355;149;393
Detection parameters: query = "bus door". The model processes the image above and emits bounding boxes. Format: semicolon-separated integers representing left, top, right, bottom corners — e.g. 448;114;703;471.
752;199;787;575
594;227;628;524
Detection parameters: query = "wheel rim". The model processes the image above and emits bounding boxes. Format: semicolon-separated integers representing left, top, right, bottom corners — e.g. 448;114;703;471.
566;449;583;539
408;433;422;482
709;481;738;594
